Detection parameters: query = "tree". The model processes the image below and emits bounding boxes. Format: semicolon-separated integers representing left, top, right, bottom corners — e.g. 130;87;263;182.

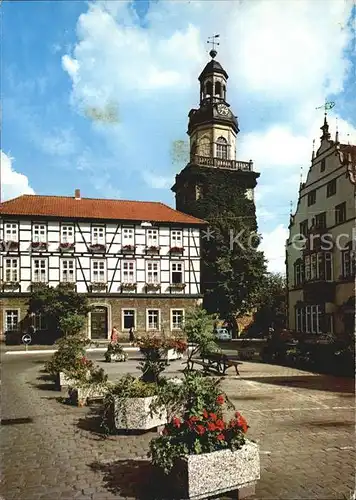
182;167;266;328
183;307;219;363
28;283;91;337
253;273;287;331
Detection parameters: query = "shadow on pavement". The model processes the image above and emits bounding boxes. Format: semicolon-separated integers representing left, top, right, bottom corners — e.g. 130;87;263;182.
88;459;177;499
1;417;34;425
242;375;355;393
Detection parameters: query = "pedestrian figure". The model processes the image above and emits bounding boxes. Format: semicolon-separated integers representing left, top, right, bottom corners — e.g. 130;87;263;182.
110;326;118;343
129;326;135;345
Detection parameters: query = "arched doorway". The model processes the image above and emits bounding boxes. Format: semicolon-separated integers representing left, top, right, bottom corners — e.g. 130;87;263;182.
90;305;109;339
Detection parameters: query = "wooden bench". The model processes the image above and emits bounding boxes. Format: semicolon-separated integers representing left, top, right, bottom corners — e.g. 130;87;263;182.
186;353;241;376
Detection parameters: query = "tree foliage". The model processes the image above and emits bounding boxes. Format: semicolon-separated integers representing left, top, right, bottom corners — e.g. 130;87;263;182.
253;272;287;330
183;307;219;358
180;166;266;321
28;283;91;336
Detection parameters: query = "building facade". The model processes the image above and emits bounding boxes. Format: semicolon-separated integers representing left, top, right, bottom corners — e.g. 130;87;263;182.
0;191;205;340
286;117;355;339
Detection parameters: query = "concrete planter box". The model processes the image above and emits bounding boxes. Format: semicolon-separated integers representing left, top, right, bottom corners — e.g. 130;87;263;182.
56;371;91;390
171;441;260;500
105;353;127;363
165;348;183;362
113;395;167;430
69;385;109;407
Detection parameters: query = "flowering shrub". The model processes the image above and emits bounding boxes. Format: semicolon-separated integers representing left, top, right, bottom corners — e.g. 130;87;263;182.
164;338;187;354
150;376;248;473
137;336;167;383
45;334;91;376
104;342;127;362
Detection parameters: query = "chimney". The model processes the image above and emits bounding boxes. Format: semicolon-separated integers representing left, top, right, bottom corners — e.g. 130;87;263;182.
74;189;81;200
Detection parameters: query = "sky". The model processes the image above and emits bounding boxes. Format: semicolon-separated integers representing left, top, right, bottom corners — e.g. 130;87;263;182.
1;0;356;273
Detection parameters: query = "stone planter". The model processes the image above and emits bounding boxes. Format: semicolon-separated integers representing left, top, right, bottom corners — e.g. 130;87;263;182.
105;352;127;363
171;441;260;500
56;371;90;390
69;385;109;407
165;348;183;362
112;395;167;431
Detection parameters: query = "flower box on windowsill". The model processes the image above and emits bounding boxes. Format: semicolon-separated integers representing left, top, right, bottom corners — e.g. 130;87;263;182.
59;242;75;251
170;283;186;290
90;282;107;292
169;246;184;255
122;245;136;254
2;281;20;290
1;240;19;251
121;282;137;291
31;242;47;251
89;243;106;253
146;245;160;255
146;282;161;291
31;282;49;290
59;281;76;290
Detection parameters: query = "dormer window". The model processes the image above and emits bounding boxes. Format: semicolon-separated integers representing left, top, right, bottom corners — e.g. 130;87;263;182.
216;137;228;159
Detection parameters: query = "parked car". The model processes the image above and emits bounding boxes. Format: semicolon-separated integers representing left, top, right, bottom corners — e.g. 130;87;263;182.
214;327;232;341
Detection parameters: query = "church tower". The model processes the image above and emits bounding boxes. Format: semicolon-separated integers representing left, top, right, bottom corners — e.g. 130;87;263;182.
172;48;260;211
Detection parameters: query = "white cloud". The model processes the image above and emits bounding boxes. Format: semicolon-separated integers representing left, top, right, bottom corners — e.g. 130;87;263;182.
260;224;289;274
142;171;172;189
1;151;35;201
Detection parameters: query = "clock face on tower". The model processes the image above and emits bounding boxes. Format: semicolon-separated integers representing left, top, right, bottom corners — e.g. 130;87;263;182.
217;103;229;116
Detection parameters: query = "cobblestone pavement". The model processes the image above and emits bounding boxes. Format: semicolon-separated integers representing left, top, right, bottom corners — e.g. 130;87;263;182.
1;353;355;500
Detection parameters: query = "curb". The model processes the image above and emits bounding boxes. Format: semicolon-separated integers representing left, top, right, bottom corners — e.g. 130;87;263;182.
4;347;140;355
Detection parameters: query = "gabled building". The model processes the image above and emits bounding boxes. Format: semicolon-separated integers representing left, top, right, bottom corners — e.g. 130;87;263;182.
0;191;205;340
286;116;355;338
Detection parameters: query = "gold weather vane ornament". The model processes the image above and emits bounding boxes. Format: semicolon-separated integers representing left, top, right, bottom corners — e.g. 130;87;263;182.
207;34;220;57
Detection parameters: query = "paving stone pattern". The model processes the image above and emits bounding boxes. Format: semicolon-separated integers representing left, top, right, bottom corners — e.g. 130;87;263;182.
1;353;355;500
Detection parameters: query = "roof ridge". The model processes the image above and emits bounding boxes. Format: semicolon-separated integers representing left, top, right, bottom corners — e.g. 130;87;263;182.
3;194;165;204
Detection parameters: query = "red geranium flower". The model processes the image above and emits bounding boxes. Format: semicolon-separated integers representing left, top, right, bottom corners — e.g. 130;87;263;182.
215;419;225;431
172;417;181;428
203;409;209;419
195;425;205;435
217;433;225;441
209;413;217;421
207;422;216;432
216;394;225;405
189;416;200;423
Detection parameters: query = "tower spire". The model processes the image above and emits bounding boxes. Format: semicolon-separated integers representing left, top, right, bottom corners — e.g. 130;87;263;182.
312;139;315;160
320;113;331;141
335;117;339;143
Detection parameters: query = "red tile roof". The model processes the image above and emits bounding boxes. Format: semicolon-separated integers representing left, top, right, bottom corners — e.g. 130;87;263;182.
1;195;206;225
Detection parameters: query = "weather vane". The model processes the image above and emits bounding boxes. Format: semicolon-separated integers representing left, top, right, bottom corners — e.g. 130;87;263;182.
207;34;220;58
315;99;335;112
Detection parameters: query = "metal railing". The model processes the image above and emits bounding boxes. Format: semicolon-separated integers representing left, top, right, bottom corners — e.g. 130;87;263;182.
191;155;253;171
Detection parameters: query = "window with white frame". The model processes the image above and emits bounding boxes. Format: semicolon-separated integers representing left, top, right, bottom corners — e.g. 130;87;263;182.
32;312;47;330
61;225;74;243
32;258;47;283
216;136;228;159
91;260;106;283
32;224;46;243
341;243;355;278
5;310;19;331
5;222;18;241
92;226;105;245
122;309;135;329
122;228;134;243
171;230;182;247
294;259;304;287
147;229;158;246
147;309;160;330
61;259;75;282
146;261;160;284
304;252;332;282
295;305;322;334
171;309;184;330
171;262;183;284
122;261;135;283
4;258;19;282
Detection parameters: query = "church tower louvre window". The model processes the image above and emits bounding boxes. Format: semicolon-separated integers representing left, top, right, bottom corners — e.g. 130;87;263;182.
171;43;265;324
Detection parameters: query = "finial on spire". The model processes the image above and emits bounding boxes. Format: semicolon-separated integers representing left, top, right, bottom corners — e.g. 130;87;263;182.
300;166;303;185
335;117;339;143
289;200;293;216
207;34;220;58
312;139;315;160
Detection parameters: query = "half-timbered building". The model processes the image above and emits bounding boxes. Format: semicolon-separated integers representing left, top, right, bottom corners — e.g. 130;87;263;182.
0;190;205;341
